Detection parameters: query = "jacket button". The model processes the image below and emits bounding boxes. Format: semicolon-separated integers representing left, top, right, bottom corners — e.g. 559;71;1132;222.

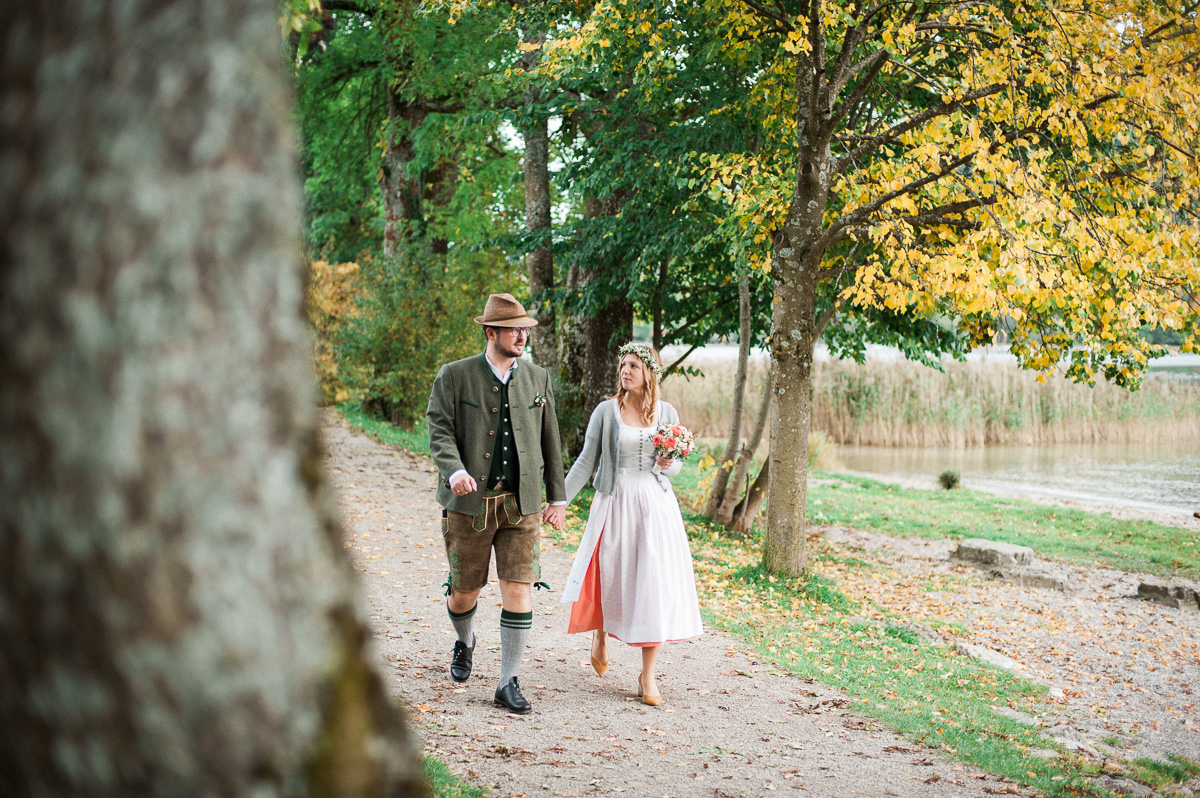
492;386;499;392
484;453;491;459
488;430;495;436
491;407;498;414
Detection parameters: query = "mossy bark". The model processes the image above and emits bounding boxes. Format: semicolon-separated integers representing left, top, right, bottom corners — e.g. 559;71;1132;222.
0;1;429;795
764;51;834;577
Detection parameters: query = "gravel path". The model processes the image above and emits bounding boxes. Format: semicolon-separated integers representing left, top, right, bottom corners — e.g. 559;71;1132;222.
322;412;1196;797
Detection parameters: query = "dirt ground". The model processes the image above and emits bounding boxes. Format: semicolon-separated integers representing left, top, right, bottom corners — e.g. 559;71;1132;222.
322;412;1198;798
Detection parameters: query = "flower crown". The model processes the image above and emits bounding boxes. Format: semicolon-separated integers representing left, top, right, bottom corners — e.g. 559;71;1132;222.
618;342;665;378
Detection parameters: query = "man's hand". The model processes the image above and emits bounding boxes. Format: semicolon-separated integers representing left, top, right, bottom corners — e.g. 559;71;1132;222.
449;472;477;496
542;505;565;531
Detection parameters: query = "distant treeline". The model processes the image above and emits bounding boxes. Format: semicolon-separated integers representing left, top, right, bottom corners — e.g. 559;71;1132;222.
665;359;1200;447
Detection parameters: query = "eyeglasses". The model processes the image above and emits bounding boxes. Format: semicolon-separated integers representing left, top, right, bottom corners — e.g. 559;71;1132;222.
506;327;530;338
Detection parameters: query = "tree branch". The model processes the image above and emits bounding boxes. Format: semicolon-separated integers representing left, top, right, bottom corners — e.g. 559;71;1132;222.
829;49;889;130
736;0;793;31
814;300;841;339
823;151;975;250
664;294;739;343
836;82;1005;172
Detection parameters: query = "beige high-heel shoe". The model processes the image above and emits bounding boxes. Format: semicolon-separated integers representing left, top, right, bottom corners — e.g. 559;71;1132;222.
590;632;608;677
637;674;662;707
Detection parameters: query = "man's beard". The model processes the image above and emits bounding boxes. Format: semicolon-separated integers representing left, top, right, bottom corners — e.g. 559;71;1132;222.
494;339;524;360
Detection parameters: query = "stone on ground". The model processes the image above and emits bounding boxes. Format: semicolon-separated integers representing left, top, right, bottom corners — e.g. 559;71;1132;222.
1136;576;1200;611
951;538;1035;568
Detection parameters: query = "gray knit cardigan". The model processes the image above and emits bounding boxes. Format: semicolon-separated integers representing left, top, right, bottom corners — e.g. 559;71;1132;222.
563;398;683;504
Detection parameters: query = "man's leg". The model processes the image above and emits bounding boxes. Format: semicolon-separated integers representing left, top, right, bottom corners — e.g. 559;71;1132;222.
492;508;541;713
442;508;492;682
447;586;481;682
497;578;532;687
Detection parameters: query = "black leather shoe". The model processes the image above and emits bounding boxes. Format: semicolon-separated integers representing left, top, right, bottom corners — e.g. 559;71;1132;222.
450;635;475;683
493;677;532;714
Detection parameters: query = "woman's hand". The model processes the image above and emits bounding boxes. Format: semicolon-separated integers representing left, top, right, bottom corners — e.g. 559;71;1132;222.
655;455;674;470
542;504;565;531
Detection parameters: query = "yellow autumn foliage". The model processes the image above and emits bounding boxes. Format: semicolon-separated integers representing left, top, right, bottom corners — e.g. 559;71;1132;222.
306;260;362;405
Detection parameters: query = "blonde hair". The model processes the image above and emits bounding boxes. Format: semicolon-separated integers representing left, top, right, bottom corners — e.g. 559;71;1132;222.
611;347;662;426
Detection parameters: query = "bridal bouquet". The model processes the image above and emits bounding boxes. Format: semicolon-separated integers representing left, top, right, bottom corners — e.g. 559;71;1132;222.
650;423;694;475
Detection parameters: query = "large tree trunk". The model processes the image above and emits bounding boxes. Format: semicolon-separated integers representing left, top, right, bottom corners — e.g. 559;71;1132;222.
560;193;633;448
704;276;751;518
764;55;832;576
0;2;428;796
520;34;556;373
381;91;427;257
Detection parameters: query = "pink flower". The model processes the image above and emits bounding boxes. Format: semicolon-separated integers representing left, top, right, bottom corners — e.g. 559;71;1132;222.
672;425;683;436
665;437;677;449
652;434;665;446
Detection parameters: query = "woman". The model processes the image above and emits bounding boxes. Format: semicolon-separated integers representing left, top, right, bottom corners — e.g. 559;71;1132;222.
560;343;703;706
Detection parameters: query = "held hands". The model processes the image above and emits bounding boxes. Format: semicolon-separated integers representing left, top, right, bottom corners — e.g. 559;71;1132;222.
448;472;477;496
542;504;565;531
655;455;674;471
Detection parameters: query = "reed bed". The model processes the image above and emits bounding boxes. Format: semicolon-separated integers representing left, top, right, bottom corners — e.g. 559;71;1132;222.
662;357;1200;447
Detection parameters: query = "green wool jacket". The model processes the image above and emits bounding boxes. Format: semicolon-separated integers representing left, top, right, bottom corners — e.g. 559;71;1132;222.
426;353;566;516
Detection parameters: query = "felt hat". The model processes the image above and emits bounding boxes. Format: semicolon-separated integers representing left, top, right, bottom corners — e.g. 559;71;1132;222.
474;293;539;327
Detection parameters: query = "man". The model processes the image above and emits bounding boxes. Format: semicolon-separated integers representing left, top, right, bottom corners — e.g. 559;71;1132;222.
426;293;566;714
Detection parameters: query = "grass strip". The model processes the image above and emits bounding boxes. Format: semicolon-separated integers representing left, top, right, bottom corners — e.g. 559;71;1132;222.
423;754;488;798
336;402;429;454
808;472;1200;579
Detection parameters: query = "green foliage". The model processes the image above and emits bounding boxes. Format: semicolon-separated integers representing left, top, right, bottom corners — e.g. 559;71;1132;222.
295;14;389;260
334;247;503;427
938;469;961;490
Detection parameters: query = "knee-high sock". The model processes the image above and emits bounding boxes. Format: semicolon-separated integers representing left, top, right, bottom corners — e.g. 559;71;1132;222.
498;609;532;685
448;601;477;646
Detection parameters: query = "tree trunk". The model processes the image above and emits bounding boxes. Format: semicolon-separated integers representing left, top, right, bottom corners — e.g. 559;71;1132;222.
704;276;751;518
581;195;633;414
652;256;669;351
560;193;632;449
0;2;428;796
381;90;427;257
520;34;556;373
764;55;833;576
425;153;458;256
717;369;773;527
730;457;770;537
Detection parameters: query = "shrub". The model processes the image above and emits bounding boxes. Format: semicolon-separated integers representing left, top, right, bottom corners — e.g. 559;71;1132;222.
334;247;500;428
306;259;361;405
938;469;961;490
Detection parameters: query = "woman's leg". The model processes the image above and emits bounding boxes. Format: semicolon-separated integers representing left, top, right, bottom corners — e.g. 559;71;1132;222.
639;645;661;698
591;630;609;665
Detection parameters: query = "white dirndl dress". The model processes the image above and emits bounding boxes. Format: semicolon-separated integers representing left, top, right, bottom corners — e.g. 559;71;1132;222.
561;414;703;645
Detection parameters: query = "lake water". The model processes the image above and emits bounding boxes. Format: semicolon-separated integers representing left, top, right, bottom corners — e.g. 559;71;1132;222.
662;344;1199;517
836;441;1200;518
